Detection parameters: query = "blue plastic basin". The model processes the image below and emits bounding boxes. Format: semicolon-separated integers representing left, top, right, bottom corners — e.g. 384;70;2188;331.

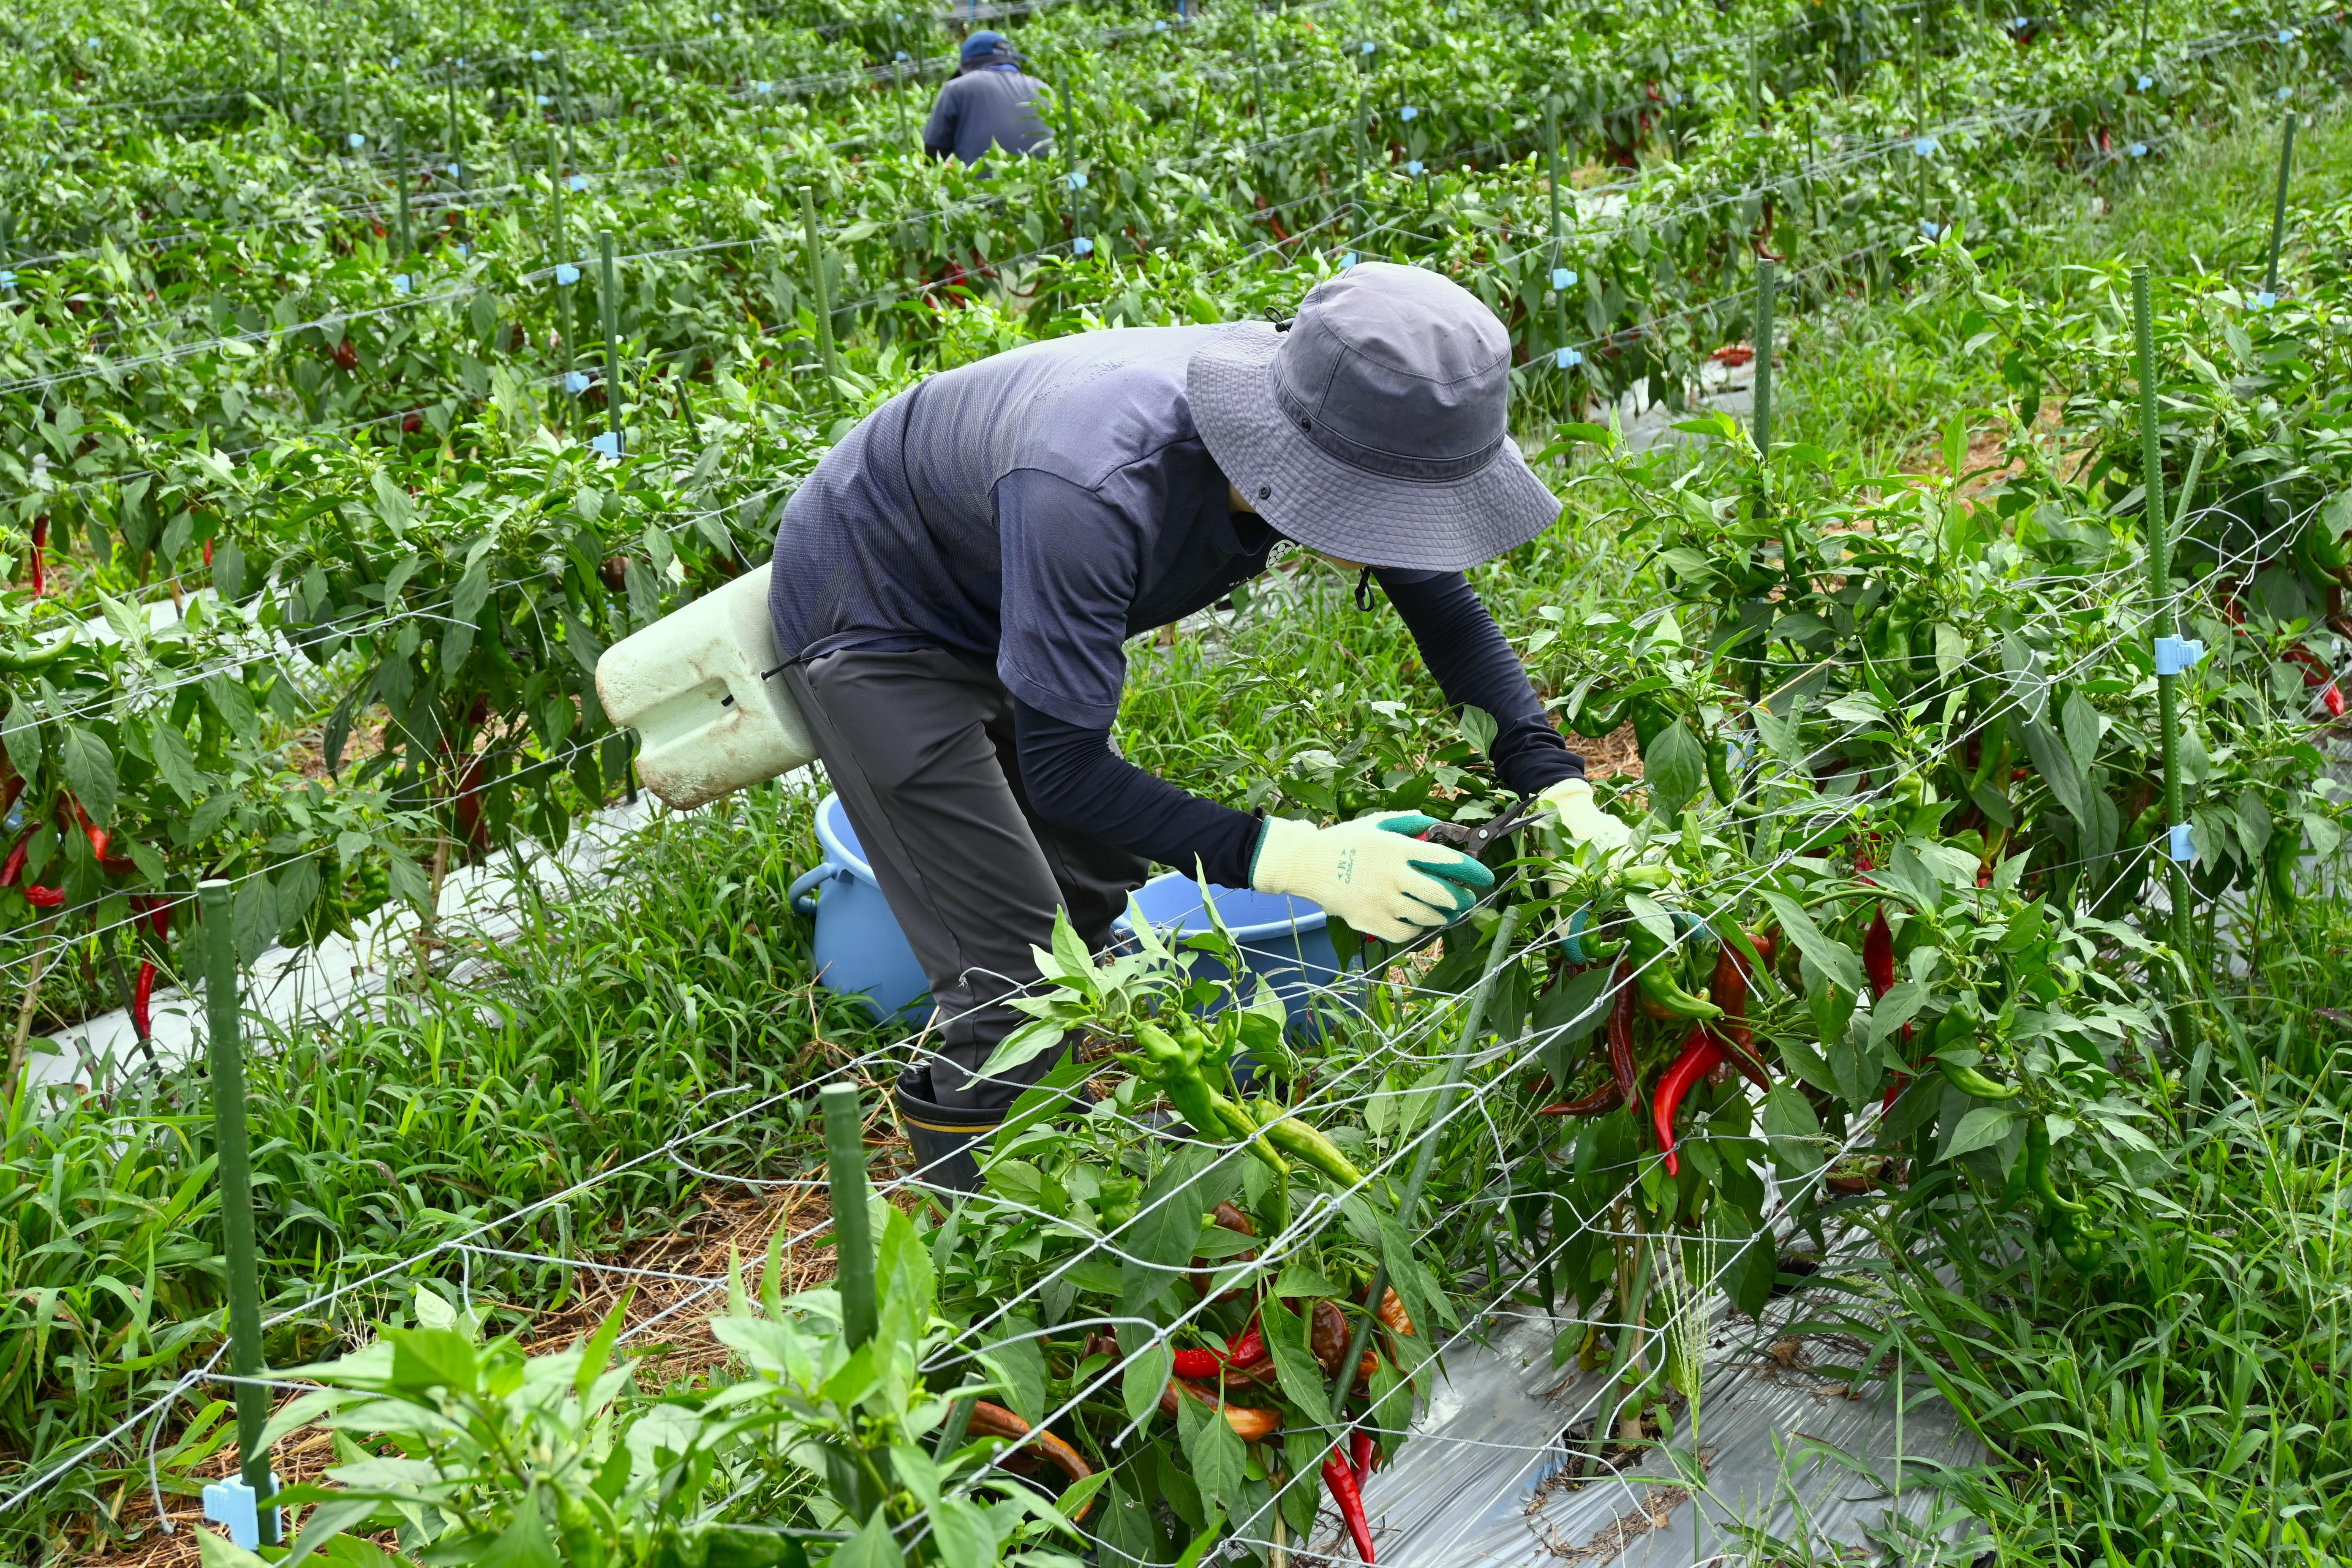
789;795;933;1026
789;797;1359;1032
1113;872;1361;1032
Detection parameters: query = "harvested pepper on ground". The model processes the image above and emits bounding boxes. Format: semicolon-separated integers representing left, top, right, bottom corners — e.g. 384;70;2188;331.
965;1401;1096;1518
1322;1445;1377;1561
1652;1025;1723;1177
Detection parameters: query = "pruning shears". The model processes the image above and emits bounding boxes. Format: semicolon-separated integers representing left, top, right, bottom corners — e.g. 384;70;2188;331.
1413;794;1546;860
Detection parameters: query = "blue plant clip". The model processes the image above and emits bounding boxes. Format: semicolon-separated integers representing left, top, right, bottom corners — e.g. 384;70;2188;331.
531;49;546;61
2167;822;2195;863
455;243;470;259
2137;74;2153;89
1072;237;1094;256
2128;142;2148;158
448;161;462;177
393;273;411;294
1067;170;1087;189
201;1475;280;1550
537;93;550;105
1406;159;1424;175
0;271;15;291
1556;346;1582;369
2277;86;2293;100
590;431;622;458
565;371;591;394
2153;636;2206;675
1913;136;1938;156
569;174;586;191
348;132;366;148
2256;291;2277;309
1399;105;1418;120
1340;251;1359;269
1154;18;1166;29
1552;267;1575;291
2277;27;2295;42
1361;40;1375;53
1919;218;1941;238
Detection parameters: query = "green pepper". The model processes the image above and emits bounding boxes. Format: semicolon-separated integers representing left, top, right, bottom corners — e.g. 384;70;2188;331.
1705;732;1735;806
1937;1059;2023;1100
1624;917;1721;1021
1126;1024;1290;1178
0;628;78;674
1250;1100;1365;1188
2024;1115;2090;1221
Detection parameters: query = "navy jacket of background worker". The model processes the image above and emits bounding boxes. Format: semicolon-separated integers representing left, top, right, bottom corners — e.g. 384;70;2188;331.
769;262;1597;1184
924;30;1051;166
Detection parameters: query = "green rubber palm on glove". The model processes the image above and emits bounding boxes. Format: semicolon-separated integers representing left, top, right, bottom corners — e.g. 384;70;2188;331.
1250;812;1494;942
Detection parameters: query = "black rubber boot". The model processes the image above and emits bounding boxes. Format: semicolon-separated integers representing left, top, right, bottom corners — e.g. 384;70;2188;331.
894;1067;1002;1195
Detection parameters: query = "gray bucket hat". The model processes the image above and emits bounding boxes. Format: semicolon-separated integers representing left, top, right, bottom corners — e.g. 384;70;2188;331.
1188;261;1561;572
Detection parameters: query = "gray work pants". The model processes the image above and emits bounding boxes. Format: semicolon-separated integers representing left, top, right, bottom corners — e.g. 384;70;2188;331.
783;646;1149;1111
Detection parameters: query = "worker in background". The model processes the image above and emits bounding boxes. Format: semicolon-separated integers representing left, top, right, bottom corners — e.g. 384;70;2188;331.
769;263;1629;1188
924;30;1053;166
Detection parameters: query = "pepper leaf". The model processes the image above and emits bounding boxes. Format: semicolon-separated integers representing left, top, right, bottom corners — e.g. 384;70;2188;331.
58;725;118;828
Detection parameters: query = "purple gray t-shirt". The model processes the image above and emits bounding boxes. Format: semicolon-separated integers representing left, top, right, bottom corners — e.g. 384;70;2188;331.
768;324;1579;883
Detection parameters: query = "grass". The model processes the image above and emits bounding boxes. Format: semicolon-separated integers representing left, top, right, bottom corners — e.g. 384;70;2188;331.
1;781;887;1561
11;86;2352;1568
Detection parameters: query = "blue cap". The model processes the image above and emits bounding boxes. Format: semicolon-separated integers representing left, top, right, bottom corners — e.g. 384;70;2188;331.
961;29;1016;61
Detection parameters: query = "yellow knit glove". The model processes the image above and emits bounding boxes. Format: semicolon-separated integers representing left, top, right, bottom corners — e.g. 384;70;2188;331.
1250;812;1493;943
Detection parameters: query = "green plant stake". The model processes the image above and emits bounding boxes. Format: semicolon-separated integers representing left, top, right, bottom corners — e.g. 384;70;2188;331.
2135;265;2196;972
1751;258;1777;457
820;1082;877;1349
446;59;465;193
393;121;413;258
1543;106;1561;245
800;185;841;384
2263;112;2296;301
894;57;909;151
599;229;623;453
1329;904;1522;1424
201;878;276;1546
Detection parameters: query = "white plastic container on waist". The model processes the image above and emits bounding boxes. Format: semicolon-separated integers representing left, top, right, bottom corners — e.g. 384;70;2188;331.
594;561;816;809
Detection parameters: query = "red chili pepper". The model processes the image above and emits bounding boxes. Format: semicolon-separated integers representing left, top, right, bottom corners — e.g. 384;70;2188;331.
202;537;214;568
1652;1025;1723;1178
24;885;64;907
1537;1081;1625;1116
132;960;155;1041
1322;1446;1376;1562
67;797;108;864
29;516;47;599
1707;936;1772;1092
0;835;26;888
1863;905;1895;1000
1350;1428;1377;1486
1168;1315;1266;1380
1606;961;1638;1105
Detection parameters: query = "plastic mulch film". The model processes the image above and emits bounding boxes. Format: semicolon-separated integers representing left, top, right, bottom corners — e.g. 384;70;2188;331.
1305;1278;1984;1565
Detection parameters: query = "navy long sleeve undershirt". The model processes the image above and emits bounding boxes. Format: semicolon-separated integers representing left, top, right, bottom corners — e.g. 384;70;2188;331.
1014;568;1582;886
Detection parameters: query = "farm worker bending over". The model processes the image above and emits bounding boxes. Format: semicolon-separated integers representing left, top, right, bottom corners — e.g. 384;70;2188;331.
923;30;1053;167
768;261;1628;1186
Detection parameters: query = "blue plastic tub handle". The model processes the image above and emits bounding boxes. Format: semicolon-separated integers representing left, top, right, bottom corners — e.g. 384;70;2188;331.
789;863;841;916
